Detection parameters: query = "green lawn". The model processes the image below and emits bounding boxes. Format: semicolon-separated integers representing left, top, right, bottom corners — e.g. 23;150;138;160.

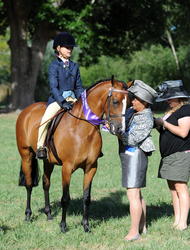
0;112;190;250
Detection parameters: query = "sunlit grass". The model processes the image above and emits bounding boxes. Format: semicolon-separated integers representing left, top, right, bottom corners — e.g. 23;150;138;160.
0;113;190;250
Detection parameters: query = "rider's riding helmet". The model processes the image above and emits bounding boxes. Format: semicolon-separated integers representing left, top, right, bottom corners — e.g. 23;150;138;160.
53;32;76;49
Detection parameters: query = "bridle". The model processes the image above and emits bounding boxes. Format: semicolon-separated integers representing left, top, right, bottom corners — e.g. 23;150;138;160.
66;87;128;128
39;82;129;129
105;87;128;124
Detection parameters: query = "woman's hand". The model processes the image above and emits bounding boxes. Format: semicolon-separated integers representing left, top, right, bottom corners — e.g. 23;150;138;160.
154;117;164;127
104;122;110;130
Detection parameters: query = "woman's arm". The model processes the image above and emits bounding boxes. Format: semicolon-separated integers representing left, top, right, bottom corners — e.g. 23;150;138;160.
163;117;190;138
119;112;153;145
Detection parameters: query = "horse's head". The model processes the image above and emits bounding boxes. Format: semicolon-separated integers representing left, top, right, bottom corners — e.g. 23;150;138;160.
104;78;132;135
82;78;134;135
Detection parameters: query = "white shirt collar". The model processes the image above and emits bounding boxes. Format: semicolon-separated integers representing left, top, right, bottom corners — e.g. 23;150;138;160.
58;56;69;64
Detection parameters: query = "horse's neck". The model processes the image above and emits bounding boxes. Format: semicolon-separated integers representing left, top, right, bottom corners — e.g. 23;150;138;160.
70;83;109;120
86;87;108;117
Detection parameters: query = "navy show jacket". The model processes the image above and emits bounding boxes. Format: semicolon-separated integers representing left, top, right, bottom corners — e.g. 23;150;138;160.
47;57;84;106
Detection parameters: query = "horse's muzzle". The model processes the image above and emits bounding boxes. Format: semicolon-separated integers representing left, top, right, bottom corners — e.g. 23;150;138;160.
108;122;122;135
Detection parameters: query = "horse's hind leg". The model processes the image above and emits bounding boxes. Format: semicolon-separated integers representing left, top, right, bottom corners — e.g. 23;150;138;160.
43;161;54;220
19;149;40;221
82;162;97;232
60;163;72;233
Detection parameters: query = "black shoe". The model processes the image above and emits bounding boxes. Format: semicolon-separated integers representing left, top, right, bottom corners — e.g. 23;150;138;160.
36;147;47;159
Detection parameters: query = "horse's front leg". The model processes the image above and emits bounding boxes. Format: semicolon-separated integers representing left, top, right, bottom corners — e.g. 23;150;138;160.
25;186;32;221
43;162;54;220
60;164;72;233
82;162;97;232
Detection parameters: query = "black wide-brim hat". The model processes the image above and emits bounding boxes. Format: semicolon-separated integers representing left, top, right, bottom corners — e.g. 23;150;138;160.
156;80;190;102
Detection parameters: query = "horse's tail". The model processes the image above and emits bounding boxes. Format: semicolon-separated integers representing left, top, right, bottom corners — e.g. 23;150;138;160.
18;156;40;187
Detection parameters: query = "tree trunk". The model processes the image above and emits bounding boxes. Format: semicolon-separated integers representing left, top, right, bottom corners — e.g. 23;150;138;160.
4;0;55;110
9;26;49;109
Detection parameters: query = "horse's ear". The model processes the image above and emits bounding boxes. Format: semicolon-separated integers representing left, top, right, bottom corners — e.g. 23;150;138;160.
127;80;134;88
111;75;114;86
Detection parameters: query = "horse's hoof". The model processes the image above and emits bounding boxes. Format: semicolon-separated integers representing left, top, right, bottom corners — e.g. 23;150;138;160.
25;216;31;222
47;214;53;220
60;223;67;233
84;225;91;233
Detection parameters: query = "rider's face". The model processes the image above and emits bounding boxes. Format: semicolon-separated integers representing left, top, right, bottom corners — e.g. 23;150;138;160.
57;45;73;59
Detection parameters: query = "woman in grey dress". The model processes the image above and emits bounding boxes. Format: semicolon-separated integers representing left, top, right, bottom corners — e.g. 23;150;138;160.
118;80;157;241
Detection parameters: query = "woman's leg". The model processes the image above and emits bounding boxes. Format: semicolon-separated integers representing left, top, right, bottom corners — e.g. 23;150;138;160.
139;191;146;233
125;188;142;240
167;180;180;227
167;180;190;229
174;181;190;230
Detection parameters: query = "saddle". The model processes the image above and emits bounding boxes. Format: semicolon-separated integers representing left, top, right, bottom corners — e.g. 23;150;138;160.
44;110;65;165
44;108;104;163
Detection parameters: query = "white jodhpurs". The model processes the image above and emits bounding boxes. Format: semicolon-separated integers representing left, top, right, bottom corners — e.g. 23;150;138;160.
37;102;61;149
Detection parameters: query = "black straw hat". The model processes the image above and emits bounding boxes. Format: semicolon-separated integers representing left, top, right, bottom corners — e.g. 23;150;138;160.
156;80;189;102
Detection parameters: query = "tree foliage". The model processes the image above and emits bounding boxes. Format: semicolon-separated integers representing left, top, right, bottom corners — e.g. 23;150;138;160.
0;32;10;84
162;0;190;46
0;0;190;109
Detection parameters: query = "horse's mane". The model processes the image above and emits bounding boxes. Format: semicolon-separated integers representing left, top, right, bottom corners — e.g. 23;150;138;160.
86;78;128;92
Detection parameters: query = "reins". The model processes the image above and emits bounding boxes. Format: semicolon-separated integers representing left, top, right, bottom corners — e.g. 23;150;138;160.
38;84;128;128
67;111;101;127
67;87;128;126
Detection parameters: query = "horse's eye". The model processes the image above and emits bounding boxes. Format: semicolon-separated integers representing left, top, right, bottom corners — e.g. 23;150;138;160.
112;99;119;106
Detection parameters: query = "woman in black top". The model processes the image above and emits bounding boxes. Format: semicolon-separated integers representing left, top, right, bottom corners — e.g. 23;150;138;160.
155;80;190;231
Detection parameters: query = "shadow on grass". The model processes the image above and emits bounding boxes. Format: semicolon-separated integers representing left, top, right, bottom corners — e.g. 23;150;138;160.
38;190;129;221
36;190;183;229
0;225;12;234
146;203;173;227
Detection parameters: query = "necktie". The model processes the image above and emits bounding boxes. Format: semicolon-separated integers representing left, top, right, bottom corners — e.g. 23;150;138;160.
64;61;69;68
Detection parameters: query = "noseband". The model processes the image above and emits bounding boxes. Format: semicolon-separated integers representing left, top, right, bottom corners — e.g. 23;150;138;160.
105;87;128;123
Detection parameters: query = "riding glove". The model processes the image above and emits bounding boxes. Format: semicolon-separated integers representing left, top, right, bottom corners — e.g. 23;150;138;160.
61;100;73;110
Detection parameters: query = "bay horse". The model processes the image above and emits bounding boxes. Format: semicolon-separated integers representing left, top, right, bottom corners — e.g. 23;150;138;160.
16;78;129;233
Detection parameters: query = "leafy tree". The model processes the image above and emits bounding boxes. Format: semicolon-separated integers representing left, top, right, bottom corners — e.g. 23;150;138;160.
0;0;172;109
80;56;128;86
160;0;190;75
0;32;10;84
124;44;190;90
0;0;93;109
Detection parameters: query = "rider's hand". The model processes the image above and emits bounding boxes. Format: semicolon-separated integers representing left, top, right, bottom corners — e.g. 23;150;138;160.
61;100;73;110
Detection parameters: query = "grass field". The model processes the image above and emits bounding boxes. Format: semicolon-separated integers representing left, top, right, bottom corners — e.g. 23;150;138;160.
0;112;190;250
